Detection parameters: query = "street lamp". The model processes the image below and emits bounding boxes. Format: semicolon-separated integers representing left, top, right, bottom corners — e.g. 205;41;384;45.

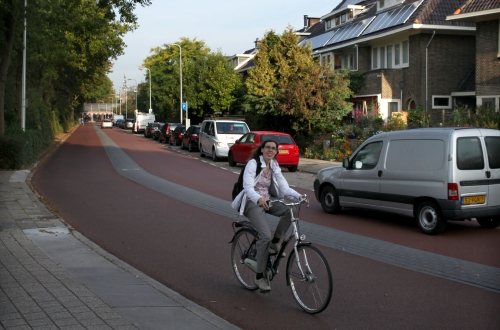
143;67;152;112
168;43;183;124
128;78;138;112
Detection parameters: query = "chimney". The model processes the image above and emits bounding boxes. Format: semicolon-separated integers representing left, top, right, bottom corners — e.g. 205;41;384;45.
304;15;321;28
255;38;261;49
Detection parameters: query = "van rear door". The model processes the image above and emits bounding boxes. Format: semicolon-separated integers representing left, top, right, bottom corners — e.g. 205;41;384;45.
455;135;489;209
484;134;500;208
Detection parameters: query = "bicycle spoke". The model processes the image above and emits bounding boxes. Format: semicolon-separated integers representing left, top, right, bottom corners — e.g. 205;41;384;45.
231;229;258;290
286;245;332;314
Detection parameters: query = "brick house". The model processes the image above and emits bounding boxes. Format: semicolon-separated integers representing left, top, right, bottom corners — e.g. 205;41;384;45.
447;0;500;112
299;0;477;125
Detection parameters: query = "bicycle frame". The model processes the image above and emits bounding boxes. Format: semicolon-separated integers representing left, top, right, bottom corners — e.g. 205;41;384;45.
231;196;311;283
230;195;333;314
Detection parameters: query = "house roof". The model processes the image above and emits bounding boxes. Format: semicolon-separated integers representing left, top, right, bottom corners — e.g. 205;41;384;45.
446;0;500;22
301;0;474;52
458;0;500;13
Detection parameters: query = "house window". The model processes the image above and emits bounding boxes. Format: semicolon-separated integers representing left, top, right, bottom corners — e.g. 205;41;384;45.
371;40;409;70
432;96;452;109
386;45;393;68
335;17;340;26
380;47;386;68
481;98;495;110
326;19;332;30
402;40;409;64
388;102;399;116
372;47;379;68
498;20;500;58
394;44;400;66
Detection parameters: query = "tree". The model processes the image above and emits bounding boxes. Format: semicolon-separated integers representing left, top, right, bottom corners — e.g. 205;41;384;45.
245;28;352;135
0;0;151;136
142;38;241;123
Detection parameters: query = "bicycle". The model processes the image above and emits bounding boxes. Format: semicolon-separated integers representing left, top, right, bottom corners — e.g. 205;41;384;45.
230;195;333;314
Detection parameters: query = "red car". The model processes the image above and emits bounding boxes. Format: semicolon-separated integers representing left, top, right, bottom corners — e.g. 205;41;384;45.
228;131;300;172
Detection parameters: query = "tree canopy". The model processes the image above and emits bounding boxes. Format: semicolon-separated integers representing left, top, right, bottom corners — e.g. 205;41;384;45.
141;38;242;123
0;0;151;136
245;28;353;135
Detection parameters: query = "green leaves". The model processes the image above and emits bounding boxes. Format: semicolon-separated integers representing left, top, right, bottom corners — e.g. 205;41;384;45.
142;38;242;121
0;0;150;136
245;28;353;135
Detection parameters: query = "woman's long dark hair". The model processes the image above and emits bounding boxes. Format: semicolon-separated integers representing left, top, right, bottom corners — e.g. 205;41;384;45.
251;139;279;163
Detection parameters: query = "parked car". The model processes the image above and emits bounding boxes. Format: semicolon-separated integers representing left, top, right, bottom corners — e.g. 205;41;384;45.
152;125;163;140
181;125;201;152
144;122;163;138
169;125;185;146
313;128;500;235
228;131;300;172
125;118;134;129
101;119;113;129
115;119;125;128
159;122;181;143
199;119;250;161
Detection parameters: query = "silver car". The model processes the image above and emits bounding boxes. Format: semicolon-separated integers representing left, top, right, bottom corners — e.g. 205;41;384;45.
314;128;500;234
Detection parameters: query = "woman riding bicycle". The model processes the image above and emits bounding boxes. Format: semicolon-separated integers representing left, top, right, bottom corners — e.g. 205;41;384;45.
231;139;301;292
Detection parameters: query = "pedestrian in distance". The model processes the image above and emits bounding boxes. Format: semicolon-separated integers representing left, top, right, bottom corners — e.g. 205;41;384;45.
231;139;302;292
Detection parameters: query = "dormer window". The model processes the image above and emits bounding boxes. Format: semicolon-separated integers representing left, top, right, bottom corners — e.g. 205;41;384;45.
323;4;366;31
378;0;405;11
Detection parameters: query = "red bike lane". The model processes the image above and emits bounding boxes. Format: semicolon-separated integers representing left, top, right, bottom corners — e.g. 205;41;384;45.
31;125;500;329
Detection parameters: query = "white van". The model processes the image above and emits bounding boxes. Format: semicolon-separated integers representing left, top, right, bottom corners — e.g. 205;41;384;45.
199;119;250;161
314;128;500;234
133;111;155;134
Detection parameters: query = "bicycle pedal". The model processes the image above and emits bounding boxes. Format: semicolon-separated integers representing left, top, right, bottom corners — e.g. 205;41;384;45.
243;258;257;272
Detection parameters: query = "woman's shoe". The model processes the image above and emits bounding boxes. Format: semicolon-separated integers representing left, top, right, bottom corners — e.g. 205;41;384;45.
254;277;271;292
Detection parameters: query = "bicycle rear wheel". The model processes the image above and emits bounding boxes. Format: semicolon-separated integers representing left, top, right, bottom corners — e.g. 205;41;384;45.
286;244;333;314
231;228;258;290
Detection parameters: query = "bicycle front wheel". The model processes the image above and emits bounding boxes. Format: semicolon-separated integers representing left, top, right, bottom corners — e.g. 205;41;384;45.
286;244;333;314
230;228;258;290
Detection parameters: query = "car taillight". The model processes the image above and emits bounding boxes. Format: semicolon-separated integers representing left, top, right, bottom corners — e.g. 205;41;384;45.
448;183;459;201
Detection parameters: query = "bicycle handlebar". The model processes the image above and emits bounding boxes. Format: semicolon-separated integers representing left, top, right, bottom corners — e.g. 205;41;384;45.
269;194;309;208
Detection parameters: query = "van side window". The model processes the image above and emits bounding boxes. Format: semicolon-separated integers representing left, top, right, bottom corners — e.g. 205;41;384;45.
457;137;484;170
352;141;383;170
485;137;500;169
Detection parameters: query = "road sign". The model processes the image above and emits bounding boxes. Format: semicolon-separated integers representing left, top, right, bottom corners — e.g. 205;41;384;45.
182;102;188;112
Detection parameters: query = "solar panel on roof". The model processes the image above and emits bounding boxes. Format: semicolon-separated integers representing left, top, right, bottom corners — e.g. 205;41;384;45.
362;0;423;35
300;30;337;49
325;17;375;45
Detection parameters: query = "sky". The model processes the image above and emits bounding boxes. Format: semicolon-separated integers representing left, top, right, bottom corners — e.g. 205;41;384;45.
107;0;340;90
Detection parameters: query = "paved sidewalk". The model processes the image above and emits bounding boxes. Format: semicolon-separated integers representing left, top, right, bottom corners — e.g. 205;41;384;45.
0;156;336;330
0;170;239;330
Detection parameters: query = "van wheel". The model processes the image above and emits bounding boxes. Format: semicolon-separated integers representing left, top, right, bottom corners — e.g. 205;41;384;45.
416;201;446;235
228;153;236;167
477;217;500;229
211;148;218;162
320;186;340;214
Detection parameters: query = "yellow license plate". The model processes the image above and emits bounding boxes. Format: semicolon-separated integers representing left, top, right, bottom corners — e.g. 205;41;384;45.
462;195;486;205
278;149;289;155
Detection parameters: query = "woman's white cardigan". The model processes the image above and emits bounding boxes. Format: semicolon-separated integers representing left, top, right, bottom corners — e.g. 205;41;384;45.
231;156;301;215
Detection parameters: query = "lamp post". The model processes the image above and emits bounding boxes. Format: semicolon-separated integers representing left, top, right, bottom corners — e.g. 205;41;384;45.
128;78;138;112
21;0;27;131
169;43;183;124
144;67;152;112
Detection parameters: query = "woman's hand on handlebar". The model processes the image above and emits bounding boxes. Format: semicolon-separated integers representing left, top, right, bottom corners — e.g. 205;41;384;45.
258;197;270;210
